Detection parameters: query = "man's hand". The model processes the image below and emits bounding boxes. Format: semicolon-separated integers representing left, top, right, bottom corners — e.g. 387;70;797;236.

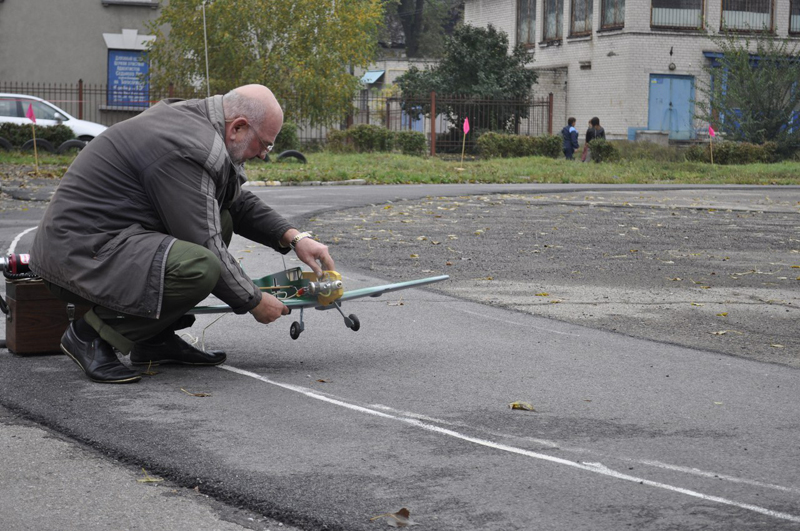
249;293;289;324
293;237;335;278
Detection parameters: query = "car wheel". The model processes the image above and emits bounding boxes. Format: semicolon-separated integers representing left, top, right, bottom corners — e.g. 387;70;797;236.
21;138;55;153
56;139;87;155
0;137;12;151
276;150;307;164
78;136;95;142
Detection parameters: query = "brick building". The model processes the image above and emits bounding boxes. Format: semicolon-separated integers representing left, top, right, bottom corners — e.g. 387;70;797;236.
464;0;800;140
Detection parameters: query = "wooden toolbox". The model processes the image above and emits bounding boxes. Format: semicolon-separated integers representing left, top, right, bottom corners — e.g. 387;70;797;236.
5;278;90;355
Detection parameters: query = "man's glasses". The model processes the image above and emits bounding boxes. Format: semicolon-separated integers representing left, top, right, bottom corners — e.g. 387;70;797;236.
250;124;274;154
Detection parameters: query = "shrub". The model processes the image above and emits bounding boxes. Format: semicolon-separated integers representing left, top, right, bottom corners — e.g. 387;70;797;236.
348;124;393;152
274;121;299;152
587;138;618;163
326;130;353;153
614;140;687;162
477;132;561;159
684;140;779;164
0;123;75;148
393;130;426;155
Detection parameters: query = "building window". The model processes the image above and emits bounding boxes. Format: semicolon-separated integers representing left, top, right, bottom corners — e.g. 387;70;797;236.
791;0;800;34
571;0;593;36
721;0;773;31
601;0;625;29
543;0;563;41
651;0;703;29
518;0;536;46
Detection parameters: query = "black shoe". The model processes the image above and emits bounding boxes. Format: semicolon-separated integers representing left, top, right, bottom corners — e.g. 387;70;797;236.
129;334;226;366
60;322;141;384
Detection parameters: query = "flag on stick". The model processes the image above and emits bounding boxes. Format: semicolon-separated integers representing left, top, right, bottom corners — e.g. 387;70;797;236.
26;104;39;174
708;125;715;165
459;117;470;168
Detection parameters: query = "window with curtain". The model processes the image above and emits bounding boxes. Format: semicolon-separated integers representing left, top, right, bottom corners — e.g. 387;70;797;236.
571;0;593;35
721;0;773;31
518;0;537;46
543;0;563;40
651;0;703;29
790;0;800;34
601;0;625;29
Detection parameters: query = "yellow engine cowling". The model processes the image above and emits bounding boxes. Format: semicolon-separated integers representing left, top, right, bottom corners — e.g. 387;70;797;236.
302;270;344;306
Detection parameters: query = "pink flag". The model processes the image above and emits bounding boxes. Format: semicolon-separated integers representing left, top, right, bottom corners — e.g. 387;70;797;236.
463;117;470;135
708;125;715;137
26;104;36;123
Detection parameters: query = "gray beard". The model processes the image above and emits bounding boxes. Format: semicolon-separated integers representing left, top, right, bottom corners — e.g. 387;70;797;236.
228;129;254;165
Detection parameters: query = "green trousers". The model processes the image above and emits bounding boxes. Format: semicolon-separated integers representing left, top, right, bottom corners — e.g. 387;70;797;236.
47;210;233;354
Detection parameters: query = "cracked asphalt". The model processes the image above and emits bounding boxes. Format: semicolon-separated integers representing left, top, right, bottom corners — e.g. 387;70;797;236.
306;189;800;368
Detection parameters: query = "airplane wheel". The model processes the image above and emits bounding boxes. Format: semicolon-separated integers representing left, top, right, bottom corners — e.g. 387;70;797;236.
290;321;302;340
348;314;360;332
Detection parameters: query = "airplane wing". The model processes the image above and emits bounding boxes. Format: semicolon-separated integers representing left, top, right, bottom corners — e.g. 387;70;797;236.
189;274;449;315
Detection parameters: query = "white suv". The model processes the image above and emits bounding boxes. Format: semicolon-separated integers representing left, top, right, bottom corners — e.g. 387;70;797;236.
0;93;107;142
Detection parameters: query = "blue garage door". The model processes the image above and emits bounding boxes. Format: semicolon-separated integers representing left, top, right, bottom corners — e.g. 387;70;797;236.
647;74;695;140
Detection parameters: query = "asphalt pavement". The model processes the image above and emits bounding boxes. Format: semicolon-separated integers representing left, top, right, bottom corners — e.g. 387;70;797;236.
0;176;798;530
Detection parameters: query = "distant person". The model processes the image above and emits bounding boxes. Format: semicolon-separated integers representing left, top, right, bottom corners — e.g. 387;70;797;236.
582;117;606;162
561;117;579;160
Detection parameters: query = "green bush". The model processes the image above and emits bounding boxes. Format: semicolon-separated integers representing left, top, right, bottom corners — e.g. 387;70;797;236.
0;123;75;148
685;141;779;164
614;140;687;162
348;124;393;152
274;121;299;152
477;132;561;159
587;138;619;163
326;130;354;153
394;130;426;155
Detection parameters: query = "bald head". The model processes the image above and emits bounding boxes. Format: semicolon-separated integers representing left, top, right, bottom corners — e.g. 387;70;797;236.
222;84;284;163
223;84;283;131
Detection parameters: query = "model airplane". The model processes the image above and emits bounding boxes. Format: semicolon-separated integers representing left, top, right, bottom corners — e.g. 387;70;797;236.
189;267;449;339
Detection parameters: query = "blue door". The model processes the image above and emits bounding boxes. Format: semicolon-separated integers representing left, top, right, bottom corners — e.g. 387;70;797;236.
647;74;695;140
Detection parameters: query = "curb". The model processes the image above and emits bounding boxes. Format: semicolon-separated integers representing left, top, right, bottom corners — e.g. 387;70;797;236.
244;179;367;187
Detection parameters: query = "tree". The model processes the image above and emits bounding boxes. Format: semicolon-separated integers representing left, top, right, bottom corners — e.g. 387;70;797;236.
146;0;385;126
696;30;800;153
395;24;537;133
382;0;463;58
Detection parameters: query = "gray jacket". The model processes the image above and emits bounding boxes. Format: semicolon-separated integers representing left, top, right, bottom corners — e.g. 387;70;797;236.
30;96;292;319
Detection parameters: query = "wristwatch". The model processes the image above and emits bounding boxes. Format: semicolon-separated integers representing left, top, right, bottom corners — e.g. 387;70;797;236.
290;231;313;249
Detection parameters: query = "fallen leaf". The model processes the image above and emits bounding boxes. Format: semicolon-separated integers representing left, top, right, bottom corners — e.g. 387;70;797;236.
370;507;417;527
137;468;163;483
535;292;549;297
716;312;728;317
410;254;419;258
711;330;743;336
771;344;785;348
714;402;724;405
316;379;328;383
445;261;453;266
691;303;704;306
181;388;211;397
509;401;536;411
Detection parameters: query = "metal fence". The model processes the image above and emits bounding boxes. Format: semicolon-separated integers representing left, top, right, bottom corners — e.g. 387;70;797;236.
0;81;553;156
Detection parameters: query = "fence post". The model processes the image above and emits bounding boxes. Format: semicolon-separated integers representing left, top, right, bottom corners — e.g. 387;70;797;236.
386;97;391;131
78;79;84;119
430;91;436;157
548;92;554;135
168;83;175;98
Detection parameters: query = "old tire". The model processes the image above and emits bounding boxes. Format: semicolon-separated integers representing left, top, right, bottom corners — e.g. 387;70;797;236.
21;138;55;153
276;150;307;164
56;139;87;155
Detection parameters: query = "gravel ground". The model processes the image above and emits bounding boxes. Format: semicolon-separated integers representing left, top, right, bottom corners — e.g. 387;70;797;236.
306;191;800;368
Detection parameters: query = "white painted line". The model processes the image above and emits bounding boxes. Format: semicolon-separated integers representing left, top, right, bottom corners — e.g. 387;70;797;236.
220;364;800;524
8;226;37;255
370;403;800;495
455;307;581;336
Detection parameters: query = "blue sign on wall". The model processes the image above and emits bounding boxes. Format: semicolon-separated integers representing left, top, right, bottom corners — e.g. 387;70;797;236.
107;50;149;108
